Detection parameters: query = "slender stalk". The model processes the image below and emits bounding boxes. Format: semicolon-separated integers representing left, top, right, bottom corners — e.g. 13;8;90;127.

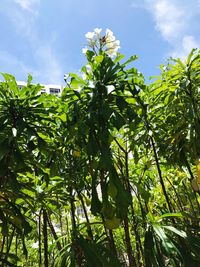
38;209;42;266
150;136;173;213
123;215;137;267
133;89;173;213
46;212;62;251
43;209;49;267
69;187;77;236
69;187;79;266
124;150;143;266
108;229;118;257
15;235;18;265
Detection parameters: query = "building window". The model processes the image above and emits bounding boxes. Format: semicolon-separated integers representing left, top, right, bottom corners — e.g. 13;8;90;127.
49;88;60;95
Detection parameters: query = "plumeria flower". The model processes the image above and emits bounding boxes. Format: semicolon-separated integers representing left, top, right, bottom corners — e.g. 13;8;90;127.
85;31;96;40
94;28;102;37
105;29;116;42
83;28;120;58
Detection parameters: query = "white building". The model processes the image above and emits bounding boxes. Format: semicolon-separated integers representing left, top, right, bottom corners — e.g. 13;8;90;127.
17;81;63;96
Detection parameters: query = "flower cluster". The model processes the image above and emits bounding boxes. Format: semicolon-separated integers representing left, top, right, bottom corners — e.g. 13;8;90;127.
82;28;120;58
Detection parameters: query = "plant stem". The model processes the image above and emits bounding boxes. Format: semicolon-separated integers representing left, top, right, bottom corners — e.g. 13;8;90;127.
123;215;137;267
46;212;62;251
43;209;49;267
150;136;173;213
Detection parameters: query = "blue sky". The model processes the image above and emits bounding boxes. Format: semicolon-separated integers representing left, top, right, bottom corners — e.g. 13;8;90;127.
0;0;200;85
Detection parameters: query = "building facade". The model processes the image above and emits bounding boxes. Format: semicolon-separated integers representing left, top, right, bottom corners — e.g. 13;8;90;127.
17;81;63;96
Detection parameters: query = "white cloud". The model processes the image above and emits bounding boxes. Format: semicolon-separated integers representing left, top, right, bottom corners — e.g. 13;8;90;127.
140;0;188;42
14;0;40;13
150;0;185;41
171;35;199;60
132;0;200;59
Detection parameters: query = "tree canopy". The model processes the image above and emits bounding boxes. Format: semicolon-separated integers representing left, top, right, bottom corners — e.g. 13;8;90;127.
0;29;200;267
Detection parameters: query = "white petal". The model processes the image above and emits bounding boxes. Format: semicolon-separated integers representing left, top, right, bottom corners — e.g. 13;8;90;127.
106;28;114;36
94;28;102;35
85;31;95;39
82;47;88;54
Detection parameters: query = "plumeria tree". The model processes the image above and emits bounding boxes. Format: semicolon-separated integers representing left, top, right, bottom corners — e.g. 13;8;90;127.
0;29;200;267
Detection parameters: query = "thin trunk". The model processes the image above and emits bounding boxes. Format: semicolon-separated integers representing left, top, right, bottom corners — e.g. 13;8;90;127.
69;187;76;236
69;187;79;266
134;93;173;213
38;209;42;266
43;209;49;267
46;212;62;251
15;235;18;265
123;215;137;267
125;150;143;266
150;136;173;213
108;229;118;257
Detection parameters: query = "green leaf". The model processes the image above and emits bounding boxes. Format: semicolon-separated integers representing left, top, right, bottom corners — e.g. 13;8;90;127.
95;55;104;64
121;55;138;67
157;212;183;222
163;226;187;238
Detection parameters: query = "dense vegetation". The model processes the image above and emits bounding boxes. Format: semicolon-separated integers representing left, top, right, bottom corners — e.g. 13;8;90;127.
0;29;200;266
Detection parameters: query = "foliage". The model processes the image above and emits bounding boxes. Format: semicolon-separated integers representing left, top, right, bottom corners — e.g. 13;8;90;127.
0;29;200;266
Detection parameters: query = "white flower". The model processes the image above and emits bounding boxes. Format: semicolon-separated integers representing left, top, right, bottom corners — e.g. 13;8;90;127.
106;39;120;57
83;28;120;58
94;28;102;36
105;29;116;42
85;31;95;40
115;40;120;47
106;49;117;57
82;47;88;54
105;29;113;36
